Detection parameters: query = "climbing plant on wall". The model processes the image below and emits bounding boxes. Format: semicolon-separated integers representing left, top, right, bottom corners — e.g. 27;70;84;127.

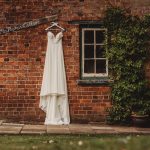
103;7;150;124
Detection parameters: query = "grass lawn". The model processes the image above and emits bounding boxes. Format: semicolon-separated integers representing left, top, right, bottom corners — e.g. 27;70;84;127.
0;135;150;150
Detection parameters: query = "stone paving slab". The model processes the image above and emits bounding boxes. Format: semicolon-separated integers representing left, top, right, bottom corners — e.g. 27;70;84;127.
136;128;150;131
113;127;140;134
91;126;114;130
136;128;150;134
69;124;94;134
2;123;24;127
0;120;4;125
91;126;117;134
21;125;46;134
47;125;70;134
0;121;150;135
0;125;22;134
69;124;90;127
94;129;118;134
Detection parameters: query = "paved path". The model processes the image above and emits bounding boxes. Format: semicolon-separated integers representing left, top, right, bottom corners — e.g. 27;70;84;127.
0;120;150;135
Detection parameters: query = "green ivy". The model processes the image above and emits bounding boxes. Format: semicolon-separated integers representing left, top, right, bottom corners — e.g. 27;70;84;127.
103;7;150;124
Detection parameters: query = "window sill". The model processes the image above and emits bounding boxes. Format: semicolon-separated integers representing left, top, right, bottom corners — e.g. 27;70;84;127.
77;79;113;86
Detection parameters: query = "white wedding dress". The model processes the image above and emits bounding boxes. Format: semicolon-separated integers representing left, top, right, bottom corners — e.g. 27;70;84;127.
39;31;70;125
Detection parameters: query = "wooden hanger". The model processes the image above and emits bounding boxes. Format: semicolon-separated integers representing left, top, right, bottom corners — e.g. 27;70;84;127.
45;22;66;32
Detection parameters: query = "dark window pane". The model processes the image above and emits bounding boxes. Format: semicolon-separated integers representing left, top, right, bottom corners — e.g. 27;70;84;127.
84;45;94;58
96;60;106;73
84;60;94;73
84;30;94;43
96;45;105;58
96;30;105;43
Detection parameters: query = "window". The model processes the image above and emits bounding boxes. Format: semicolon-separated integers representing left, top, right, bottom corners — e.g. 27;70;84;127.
80;25;108;80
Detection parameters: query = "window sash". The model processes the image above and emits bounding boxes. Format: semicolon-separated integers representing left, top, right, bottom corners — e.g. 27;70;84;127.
82;28;108;77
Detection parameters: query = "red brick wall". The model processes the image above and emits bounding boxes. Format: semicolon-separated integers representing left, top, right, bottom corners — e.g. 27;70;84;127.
0;0;149;123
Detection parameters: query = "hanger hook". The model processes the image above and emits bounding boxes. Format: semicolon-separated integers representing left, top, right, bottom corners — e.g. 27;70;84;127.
51;22;58;25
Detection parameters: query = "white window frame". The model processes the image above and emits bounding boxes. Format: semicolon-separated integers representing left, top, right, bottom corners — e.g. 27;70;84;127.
82;28;108;78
